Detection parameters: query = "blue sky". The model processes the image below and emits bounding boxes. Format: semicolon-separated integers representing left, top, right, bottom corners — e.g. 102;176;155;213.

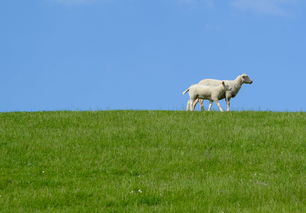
1;0;305;112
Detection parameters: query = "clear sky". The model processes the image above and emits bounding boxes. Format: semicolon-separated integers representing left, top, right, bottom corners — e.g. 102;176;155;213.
1;0;305;112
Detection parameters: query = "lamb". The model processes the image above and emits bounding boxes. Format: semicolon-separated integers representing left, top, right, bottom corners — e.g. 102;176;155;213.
196;74;253;111
182;81;231;111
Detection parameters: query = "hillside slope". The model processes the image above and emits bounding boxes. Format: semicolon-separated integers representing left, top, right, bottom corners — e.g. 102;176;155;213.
0;111;305;212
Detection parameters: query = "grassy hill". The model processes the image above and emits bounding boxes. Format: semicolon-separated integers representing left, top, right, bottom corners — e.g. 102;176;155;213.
0;111;305;212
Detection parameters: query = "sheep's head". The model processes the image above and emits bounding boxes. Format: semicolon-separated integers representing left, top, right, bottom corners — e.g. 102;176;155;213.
241;74;253;84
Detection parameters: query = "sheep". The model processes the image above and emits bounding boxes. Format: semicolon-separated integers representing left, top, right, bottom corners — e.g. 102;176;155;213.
196;74;253;111
182;81;231;112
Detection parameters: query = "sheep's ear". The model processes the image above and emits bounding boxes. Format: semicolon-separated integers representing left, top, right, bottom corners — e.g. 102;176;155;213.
222;81;225;85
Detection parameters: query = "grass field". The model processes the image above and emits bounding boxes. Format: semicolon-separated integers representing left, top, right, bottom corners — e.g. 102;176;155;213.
0;111;305;212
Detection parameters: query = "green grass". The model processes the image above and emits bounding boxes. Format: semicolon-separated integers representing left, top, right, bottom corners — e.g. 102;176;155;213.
0;111;305;212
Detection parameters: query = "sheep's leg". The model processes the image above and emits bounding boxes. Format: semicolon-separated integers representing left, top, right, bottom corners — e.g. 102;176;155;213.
215;100;224;112
191;99;199;111
188;99;194;111
186;100;190;111
226;98;231;111
192;98;199;110
207;101;213;111
200;99;205;111
190;100;195;111
188;100;194;111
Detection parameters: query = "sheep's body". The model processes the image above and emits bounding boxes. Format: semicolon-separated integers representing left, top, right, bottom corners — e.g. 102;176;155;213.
188;84;226;101
183;82;230;111
197;74;253;111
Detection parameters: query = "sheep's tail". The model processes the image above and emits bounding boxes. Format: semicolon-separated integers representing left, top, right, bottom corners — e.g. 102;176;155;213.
182;88;190;95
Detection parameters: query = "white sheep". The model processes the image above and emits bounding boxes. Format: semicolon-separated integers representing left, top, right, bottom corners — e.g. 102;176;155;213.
182;81;231;111
196;74;253;111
